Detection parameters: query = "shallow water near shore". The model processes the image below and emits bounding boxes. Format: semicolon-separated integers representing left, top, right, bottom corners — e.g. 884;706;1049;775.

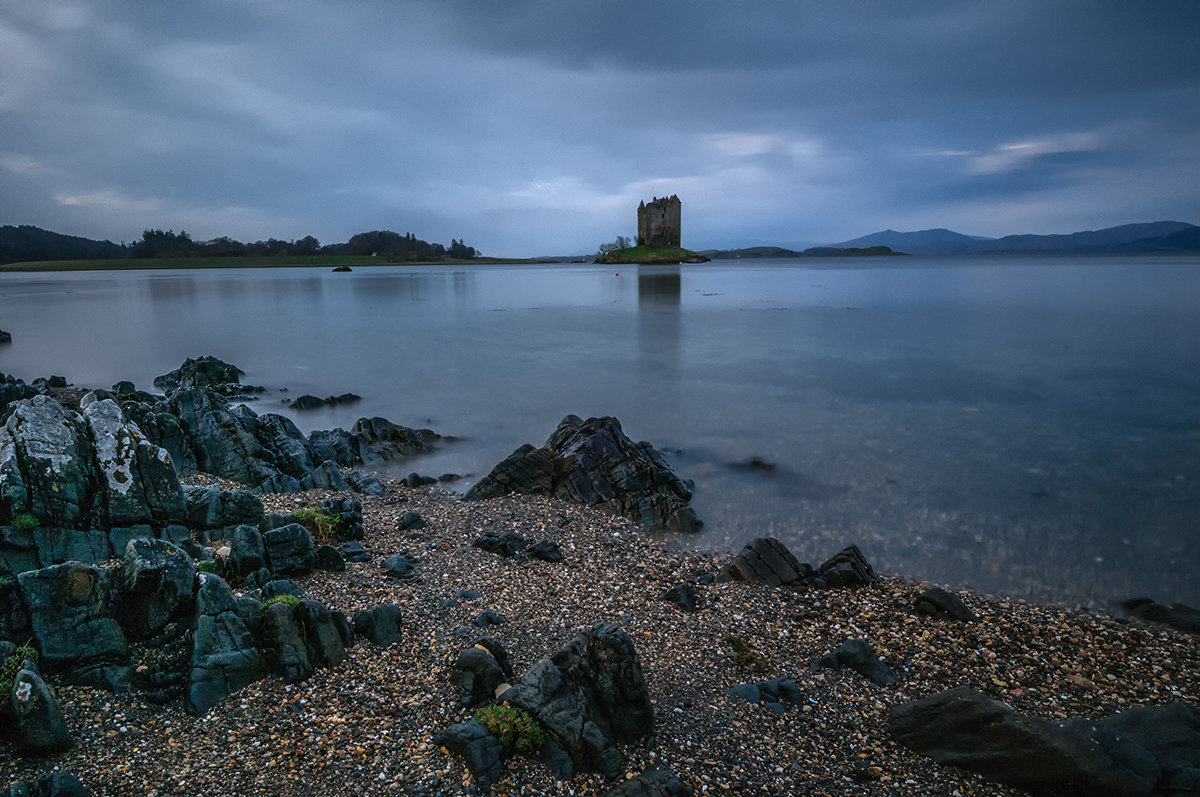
2;256;1198;607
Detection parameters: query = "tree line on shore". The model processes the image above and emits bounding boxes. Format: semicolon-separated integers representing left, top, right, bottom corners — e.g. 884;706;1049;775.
0;224;479;264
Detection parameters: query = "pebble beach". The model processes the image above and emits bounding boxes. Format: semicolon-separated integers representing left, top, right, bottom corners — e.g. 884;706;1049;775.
7;475;1200;796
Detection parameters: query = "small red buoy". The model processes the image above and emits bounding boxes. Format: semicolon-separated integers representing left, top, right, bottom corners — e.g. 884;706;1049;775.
615;272;619;276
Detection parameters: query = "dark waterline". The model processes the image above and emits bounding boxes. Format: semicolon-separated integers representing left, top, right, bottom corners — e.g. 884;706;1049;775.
2;256;1198;608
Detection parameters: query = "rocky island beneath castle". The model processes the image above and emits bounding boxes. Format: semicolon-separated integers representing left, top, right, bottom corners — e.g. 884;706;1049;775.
3;358;1200;797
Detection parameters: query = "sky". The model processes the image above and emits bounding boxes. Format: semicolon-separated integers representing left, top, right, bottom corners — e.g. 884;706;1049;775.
2;1;1199;257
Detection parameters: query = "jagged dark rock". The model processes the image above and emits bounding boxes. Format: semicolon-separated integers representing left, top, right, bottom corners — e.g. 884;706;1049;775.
503;622;654;779
382;552;420;581
187;573;266;715
721;537;811;587
812;639;896;686
527;539;562;562
465;415;701;532
888;686;1180;797
153;356;262;397
914;586;979;622
727;676;803;714
261;523;316;576
227;524;266;579
349;416;438;461
818;544;875;588
346;469;383;496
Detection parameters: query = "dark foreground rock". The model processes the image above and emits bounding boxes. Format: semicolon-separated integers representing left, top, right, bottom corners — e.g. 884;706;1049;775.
503;622;655;779
890;686;1200;797
465;415;701;532
1121;597;1200;634
721;538;875;590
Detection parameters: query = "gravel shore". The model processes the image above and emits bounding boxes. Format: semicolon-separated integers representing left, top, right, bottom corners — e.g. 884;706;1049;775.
7;476;1199;796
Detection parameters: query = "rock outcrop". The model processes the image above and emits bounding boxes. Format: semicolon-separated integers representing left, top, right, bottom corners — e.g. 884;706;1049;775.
466;415;700;532
890;686;1200;797
503;622;655;779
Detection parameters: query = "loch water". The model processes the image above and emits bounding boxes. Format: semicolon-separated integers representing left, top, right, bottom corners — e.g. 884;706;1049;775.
2;256;1198;608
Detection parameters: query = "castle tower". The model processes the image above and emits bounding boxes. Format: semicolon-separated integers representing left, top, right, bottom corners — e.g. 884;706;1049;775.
636;195;681;247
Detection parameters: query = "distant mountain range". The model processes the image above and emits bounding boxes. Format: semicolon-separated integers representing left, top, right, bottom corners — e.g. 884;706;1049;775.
834;221;1199;256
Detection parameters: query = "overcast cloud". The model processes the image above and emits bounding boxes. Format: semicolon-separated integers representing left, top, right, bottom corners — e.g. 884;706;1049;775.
1;0;1198;255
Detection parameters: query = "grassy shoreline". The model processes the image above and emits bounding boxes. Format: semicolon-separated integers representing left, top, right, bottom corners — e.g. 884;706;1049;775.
0;255;540;272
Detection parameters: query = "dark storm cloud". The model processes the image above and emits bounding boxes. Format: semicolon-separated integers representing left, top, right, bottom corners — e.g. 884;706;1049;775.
1;0;1198;255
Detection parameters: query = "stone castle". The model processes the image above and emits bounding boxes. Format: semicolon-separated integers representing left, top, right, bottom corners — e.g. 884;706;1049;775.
637;195;681;247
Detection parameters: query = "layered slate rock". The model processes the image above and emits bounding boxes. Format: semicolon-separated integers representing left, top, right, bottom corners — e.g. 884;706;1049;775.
168;389;279;487
720;538;877;591
349;416;439;462
80;394;189;550
466;415;701;532
721;537;811;587
503;622;655;779
187;573;266;715
18;562;131;691
262;523;316;577
888;686;1190;797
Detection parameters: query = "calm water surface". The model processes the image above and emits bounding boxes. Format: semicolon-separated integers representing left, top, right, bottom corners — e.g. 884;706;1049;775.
2;256;1198;608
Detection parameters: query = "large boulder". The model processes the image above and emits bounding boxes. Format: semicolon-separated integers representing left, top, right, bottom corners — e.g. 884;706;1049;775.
167;389;279;487
79;393;188;539
118;538;196;641
889;686;1164;797
253;413;318;478
262;523;316;576
17;562;131;691
187;573;266;714
503;622;654;779
0;396;100;533
153;356;261;397
121;398;199;475
466;415;701;532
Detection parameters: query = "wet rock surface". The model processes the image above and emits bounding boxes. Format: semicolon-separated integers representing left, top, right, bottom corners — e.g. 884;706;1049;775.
465;415;701;532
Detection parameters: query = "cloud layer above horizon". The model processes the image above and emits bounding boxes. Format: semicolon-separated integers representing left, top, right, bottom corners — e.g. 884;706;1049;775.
2;0;1198;255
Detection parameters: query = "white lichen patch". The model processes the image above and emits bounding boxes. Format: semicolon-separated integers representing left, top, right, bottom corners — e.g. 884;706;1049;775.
9;396;80;475
83;396;148;496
